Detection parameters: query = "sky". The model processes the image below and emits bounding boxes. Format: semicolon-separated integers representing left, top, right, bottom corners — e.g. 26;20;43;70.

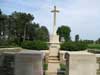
0;0;100;40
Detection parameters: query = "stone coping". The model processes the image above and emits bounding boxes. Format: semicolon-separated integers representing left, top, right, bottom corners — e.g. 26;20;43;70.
18;50;43;54
88;49;100;54
0;48;44;56
47;42;60;44
65;51;94;55
96;54;100;57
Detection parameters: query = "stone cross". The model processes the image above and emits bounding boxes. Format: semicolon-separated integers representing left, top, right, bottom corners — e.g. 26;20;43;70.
51;6;59;35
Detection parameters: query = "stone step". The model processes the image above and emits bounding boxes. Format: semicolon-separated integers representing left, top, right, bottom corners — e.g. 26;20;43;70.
48;56;59;60
48;60;60;63
45;72;58;75
49;55;58;57
48;63;60;69
46;71;66;75
49;54;58;56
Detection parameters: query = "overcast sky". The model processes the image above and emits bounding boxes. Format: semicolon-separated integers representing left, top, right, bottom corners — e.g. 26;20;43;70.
0;0;100;40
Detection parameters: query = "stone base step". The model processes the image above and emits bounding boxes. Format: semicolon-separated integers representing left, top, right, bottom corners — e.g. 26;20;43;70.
48;60;60;63
45;71;65;75
45;71;58;75
48;56;59;60
46;72;58;75
49;54;59;56
49;52;59;56
47;63;60;72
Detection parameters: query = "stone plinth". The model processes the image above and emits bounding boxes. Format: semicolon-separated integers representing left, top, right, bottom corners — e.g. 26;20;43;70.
46;63;60;74
49;35;60;56
50;35;59;43
47;34;60;75
65;51;96;75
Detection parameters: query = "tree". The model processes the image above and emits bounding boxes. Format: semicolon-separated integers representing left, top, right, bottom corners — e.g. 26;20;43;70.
0;10;50;47
25;23;39;40
36;26;49;41
0;10;8;40
75;34;79;42
82;40;94;44
57;25;71;42
0;9;2;15
9;12;34;43
96;38;100;44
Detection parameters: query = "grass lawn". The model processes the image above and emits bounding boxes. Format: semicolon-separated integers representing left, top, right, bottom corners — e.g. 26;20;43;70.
88;44;100;49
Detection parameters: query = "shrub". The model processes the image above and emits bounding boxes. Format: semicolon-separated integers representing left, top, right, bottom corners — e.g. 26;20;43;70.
0;40;18;48
43;63;48;70
21;40;48;50
58;64;66;75
76;42;87;50
60;42;87;51
60;64;66;71
21;41;34;49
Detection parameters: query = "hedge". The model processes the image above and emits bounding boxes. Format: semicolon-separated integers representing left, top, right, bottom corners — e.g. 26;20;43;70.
21;40;49;50
60;42;87;51
0;40;18;48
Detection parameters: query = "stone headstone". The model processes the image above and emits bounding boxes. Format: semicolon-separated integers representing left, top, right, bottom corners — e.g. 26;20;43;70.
65;51;96;75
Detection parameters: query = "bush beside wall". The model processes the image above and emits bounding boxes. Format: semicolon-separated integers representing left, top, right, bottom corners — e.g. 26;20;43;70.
21;40;48;50
60;42;87;51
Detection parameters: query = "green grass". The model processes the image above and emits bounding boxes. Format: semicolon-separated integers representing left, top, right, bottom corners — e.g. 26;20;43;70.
60;64;66;71
87;44;100;49
43;63;48;70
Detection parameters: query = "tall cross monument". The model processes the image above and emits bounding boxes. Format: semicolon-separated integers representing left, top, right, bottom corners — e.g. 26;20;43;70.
50;6;60;43
47;6;60;75
51;6;59;35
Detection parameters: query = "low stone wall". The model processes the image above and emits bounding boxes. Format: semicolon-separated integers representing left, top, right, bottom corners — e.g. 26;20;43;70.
87;49;100;75
96;55;100;75
65;51;96;75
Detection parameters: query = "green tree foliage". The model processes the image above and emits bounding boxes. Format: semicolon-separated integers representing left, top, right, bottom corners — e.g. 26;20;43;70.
81;40;94;44
60;42;87;51
96;38;100;44
21;40;49;50
0;10;8;40
36;26;49;41
9;12;34;42
0;9;2;15
57;25;71;42
75;34;79;42
0;9;49;47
